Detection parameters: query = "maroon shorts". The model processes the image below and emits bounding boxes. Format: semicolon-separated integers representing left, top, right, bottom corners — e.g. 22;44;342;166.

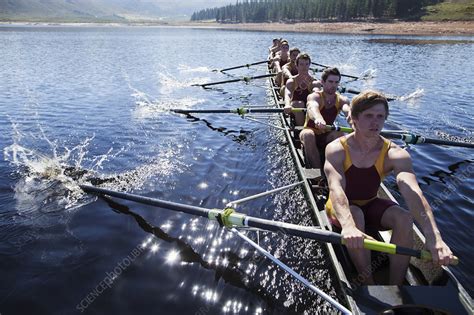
329;198;397;231
315;132;330;151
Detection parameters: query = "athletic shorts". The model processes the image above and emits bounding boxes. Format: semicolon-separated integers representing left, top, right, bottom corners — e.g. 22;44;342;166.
326;197;398;231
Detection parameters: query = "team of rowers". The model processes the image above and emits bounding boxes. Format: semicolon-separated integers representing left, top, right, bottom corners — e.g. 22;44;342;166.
268;38;455;285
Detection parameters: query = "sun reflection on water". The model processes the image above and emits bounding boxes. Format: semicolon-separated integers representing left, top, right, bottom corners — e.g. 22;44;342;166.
198;182;208;189
165;249;180;265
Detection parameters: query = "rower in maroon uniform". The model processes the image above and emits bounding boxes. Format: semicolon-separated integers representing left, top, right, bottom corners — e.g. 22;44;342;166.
299;67;350;168
324;90;455;285
278;47;300;95
272;40;290;86
283;53;321;126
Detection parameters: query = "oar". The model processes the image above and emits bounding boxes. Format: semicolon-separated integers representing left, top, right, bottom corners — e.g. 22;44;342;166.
172;107;306;116
338;86;398;101
213;60;269;72
327;125;474;148
192;73;276;87
80;184;458;265
311;62;363;80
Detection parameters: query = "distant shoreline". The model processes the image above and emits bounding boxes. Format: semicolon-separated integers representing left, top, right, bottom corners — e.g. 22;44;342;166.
1;20;474;36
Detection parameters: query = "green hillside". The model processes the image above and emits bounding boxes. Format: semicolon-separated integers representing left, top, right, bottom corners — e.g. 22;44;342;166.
191;0;474;22
423;0;474;20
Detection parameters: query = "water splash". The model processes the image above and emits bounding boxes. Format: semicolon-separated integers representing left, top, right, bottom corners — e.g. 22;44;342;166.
157;66;211;94
3;121;186;215
399;88;425;102
360;68;377;80
178;64;212;73
133;95;205;119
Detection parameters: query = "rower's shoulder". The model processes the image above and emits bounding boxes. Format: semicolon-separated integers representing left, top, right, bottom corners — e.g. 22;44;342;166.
386;139;412;160
338;93;350;104
308;89;322;100
326;137;345;157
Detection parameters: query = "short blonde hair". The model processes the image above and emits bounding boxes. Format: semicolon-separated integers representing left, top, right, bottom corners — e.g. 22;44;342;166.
351;90;389;119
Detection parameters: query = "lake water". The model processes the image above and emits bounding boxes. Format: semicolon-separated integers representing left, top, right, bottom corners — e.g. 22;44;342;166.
0;25;472;314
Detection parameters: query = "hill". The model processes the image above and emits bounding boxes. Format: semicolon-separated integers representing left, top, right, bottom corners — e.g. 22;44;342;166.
423;0;474;21
0;0;231;22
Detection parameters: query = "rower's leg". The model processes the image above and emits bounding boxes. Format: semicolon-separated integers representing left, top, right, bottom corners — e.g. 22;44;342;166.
279;86;285;98
299;129;321;168
275;71;283;86
347;205;375;285
380;205;413;285
291;100;306;126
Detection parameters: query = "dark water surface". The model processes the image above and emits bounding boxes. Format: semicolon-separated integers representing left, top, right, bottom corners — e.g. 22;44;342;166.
0;26;472;314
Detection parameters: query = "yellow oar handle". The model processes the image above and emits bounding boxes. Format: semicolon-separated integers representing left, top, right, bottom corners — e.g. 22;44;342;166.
291;108;306;112
342;239;459;266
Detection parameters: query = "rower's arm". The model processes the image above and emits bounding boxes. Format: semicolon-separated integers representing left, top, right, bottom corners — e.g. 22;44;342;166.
340;95;352;124
274;59;282;73
306;93;324;122
284;79;294;110
340;96;351;116
390;147;442;242
280;65;292;87
324;141;365;249
324;142;355;229
325;141;366;248
281;64;292;79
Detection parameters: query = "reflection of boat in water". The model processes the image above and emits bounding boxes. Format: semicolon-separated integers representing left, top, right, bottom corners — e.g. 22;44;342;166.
267;68;473;314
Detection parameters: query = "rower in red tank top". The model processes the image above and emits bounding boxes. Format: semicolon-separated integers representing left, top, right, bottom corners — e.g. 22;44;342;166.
325;136;397;230
283;53;321;126
299;68;351;169
271;40;290;86
324;90;455;286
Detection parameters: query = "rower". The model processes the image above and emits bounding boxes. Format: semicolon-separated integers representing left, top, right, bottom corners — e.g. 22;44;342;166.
268;38;281;60
283;53;321;126
324;90;455;285
299;67;350;168
271;40;290;86
278;47;300;95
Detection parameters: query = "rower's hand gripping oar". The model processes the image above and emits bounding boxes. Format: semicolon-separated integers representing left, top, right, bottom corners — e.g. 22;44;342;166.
79;184;459;265
213;60;269;72
191;73;276;88
327;125;474;148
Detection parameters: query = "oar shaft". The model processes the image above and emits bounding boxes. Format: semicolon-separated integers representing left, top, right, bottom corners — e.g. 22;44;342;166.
172;107;306;115
381;132;474;148
311;62;359;79
312;62;329;68
233;228;352;314
197;77;241;87
220;60;268;72
339;86;397;101
80;185;210;218
80;184;341;242
196;73;276;87
325;125;473;148
80;185;458;264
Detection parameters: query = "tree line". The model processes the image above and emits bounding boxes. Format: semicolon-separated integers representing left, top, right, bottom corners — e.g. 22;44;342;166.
190;0;443;22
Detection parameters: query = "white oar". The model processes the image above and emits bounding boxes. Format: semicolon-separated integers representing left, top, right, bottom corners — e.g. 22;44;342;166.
232;228;352;314
227;181;304;207
226;169;324;207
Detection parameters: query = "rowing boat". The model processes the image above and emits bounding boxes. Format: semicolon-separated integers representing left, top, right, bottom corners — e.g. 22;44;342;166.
267;67;473;314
